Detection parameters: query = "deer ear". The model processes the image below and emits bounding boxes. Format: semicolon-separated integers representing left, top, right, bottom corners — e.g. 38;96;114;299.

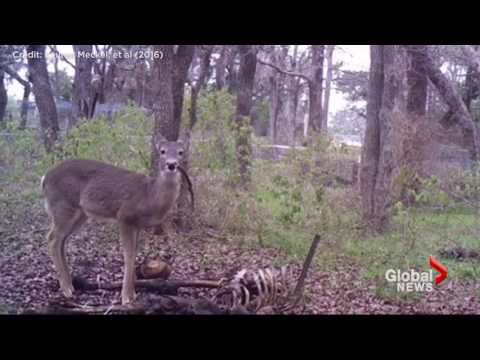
177;133;187;145
154;134;167;151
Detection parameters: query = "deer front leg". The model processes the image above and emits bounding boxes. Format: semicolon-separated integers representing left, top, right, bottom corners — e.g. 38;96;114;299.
47;208;87;299
119;223;139;305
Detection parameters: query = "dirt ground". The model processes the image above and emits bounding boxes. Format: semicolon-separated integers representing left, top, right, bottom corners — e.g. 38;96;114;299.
1;188;480;314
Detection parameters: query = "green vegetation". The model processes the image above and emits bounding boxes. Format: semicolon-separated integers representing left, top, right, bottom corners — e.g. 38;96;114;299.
1;90;479;303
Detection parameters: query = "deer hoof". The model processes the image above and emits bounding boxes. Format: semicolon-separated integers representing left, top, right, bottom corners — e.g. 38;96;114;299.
121;293;137;306
62;286;74;299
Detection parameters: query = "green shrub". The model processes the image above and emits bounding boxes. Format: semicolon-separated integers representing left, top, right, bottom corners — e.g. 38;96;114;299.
34;105;152;177
0;123;41;181
190;89;237;176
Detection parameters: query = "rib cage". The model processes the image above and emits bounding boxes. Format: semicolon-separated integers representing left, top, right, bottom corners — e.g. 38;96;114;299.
212;266;295;313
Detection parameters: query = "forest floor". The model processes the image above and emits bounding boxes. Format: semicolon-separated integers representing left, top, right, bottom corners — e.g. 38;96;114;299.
1;178;480;314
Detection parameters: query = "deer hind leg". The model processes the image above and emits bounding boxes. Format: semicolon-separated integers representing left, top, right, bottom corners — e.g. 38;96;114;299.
119;223;140;305
47;205;87;298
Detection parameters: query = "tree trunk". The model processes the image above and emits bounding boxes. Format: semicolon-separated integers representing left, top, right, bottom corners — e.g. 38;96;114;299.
72;45;94;121
372;45;398;232
288;45;301;143
134;61;147;107
234;45;257;189
27;45;59;153
51;45;60;92
360;45;399;232
405;45;427;116
322;45;335;132
0;65;32;130
464;67;478;112
463;45;480;113
226;47;239;94
275;46;290;145
18;83;31;130
189;45;213;132
151;45;175;173
0;70;7;127
392;45;429;205
361;45;384;229
421;48;479;160
102;61;116;104
309;45;325;133
268;46;281;144
215;46;227;90
172;45;195;139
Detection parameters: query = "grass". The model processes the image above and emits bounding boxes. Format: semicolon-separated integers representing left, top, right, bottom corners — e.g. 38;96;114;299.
2;117;479;304
251;171;479;301
5;162;479;304
336;205;479;299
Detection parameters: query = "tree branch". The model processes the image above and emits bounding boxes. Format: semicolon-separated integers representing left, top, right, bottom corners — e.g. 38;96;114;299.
48;45;76;69
257;58;311;82
0;65;30;88
422;49;479;159
461;45;480;74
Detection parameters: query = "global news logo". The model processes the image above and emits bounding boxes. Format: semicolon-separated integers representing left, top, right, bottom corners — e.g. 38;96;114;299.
385;256;448;292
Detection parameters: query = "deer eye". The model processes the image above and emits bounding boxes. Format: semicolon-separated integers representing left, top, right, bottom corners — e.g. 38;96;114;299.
178;150;184;156
160;149;166;155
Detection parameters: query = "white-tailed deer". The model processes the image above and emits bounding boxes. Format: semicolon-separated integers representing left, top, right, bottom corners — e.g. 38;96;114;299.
41;136;185;305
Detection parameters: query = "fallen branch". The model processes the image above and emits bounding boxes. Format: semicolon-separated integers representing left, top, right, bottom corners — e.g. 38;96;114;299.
28;295;230;315
72;276;223;296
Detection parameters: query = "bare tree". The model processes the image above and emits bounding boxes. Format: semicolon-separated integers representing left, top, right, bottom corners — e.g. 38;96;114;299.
226;47;239;94
18;85;31;129
0;66;31;129
215;45;227;90
188;45;213;133
460;45;480;113
266;45;286;144
90;45;113;107
27;45;59;153
151;45;175;173
286;45;302;142
308;45;325;133
0;70;6;126
50;45;60;91
72;45;94;121
235;45;257;188
421;47;479;160
172;45;195;138
322;45;335;131
405;45;427;116
258;45;326;138
461;45;480;73
360;45;398;232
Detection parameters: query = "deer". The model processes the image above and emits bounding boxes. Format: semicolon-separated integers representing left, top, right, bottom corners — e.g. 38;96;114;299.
41;135;192;305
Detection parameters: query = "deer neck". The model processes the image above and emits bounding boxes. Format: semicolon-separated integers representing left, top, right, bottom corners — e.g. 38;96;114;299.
151;173;181;206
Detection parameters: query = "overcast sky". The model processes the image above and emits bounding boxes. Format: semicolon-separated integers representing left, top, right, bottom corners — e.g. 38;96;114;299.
6;45;370;115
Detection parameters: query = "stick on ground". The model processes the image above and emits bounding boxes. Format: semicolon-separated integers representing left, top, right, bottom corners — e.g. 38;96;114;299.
289;234;321;309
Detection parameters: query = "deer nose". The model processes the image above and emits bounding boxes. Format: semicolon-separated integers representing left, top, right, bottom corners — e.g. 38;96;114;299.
166;161;177;171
